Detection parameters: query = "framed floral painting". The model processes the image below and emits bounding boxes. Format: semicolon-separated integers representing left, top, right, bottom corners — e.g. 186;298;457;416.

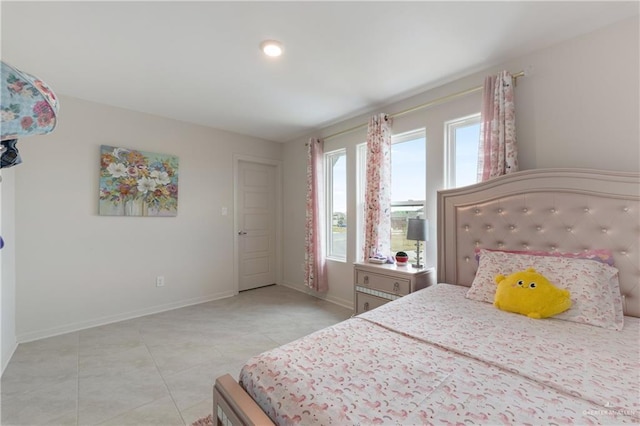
99;145;179;216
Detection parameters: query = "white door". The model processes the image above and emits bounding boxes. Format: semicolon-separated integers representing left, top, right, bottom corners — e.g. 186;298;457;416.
237;161;276;291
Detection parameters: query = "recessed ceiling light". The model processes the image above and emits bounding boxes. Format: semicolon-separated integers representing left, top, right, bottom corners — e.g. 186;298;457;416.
260;40;283;57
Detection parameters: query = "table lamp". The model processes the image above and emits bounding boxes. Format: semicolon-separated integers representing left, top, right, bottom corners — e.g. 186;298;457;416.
406;217;428;269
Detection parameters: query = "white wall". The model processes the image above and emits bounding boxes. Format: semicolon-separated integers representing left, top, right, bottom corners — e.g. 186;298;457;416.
1;167;18;373
14;96;282;342
6;15;638;347
281;17;640;307
516;16;639;170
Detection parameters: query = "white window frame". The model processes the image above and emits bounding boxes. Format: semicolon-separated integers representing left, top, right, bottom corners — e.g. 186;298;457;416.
325;148;347;261
445;113;481;189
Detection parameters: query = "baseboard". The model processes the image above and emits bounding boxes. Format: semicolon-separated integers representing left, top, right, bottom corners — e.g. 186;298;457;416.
278;280;353;310
16;284;354;344
16;290;237;343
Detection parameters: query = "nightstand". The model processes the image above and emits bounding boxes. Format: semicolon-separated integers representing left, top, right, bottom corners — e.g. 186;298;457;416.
353;261;435;314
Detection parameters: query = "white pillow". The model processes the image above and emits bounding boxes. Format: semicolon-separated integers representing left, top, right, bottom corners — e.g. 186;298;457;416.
467;249;624;330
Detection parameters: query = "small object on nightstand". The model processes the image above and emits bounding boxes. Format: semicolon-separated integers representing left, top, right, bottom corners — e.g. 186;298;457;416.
395;251;408;266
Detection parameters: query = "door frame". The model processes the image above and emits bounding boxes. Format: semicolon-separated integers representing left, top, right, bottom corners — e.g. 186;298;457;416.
233;154;283;293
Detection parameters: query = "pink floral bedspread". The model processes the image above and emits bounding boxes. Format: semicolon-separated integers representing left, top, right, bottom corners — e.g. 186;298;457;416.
239;284;639;425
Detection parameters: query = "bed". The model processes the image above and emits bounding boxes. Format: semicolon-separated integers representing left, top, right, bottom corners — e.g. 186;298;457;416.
213;168;639;425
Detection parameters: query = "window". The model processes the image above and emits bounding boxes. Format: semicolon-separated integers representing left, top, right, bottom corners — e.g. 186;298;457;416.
390;130;426;260
358;129;426;263
325;149;347;260
445;114;481;188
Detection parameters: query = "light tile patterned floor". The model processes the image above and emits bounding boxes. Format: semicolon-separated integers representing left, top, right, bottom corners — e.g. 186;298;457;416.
1;285;351;425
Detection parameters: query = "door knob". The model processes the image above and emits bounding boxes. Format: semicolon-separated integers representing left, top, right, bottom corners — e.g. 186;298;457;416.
238;231;247;235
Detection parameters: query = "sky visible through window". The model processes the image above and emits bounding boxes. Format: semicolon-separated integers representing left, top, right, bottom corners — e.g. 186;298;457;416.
455;123;480;187
391;137;425;203
332;126;480;215
332;154;347;214
332;137;427;215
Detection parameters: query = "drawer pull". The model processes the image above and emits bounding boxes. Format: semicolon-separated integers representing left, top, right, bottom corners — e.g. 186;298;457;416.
364;302;370;311
363;275;369;285
393;282;399;292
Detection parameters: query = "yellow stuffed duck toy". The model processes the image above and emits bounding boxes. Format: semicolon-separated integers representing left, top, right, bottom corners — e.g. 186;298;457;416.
494;268;571;319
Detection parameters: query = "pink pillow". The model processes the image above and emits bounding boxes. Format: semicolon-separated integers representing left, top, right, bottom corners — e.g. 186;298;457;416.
467;249;624;330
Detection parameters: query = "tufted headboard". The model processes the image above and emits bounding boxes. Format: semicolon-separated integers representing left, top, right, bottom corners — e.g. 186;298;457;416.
437;168;640;317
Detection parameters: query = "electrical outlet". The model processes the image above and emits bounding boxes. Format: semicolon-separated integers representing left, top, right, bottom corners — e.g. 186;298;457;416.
156;276;165;287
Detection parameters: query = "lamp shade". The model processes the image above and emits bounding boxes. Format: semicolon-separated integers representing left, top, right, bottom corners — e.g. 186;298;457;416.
1;61;59;142
406;218;428;241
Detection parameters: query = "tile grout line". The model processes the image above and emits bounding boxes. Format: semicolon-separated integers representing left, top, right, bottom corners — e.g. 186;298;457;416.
3;286;352;426
141;329;188;425
90;326;185;426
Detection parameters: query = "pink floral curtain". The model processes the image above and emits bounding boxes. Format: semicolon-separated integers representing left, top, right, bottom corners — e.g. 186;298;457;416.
477;71;518;182
362;113;392;260
304;138;328;292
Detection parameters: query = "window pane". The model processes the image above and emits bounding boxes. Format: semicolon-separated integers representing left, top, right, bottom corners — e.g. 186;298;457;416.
390;132;426;263
327;151;346;259
454;122;480;187
445;115;481;188
391;137;425;203
390;204;424;263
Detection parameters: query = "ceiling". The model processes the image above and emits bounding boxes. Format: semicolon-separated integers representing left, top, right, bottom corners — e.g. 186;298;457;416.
2;2;638;143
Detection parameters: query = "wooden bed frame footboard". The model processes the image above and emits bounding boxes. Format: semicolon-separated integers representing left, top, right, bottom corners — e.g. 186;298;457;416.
213;374;275;426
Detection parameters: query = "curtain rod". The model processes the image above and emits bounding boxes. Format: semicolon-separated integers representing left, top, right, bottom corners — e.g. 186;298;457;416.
322;70;525;142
